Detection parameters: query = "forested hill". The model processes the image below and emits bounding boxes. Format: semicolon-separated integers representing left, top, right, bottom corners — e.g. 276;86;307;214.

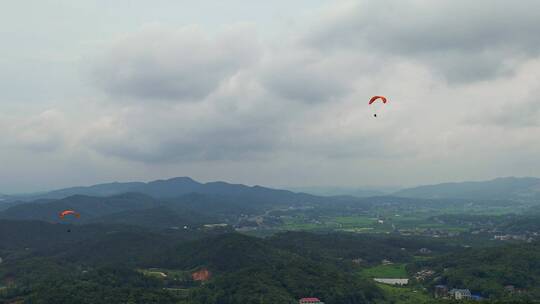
5;177;327;203
414;241;540;300
0;193;219;229
2;218;539;303
395;177;540;200
0;221;386;304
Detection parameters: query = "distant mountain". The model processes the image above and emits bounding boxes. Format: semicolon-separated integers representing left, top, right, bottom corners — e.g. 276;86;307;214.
2;177;365;217
7;181;147;201
0;200;21;211
395;177;540;200
0;194;13;209
40;181;146;199
8;177;327;204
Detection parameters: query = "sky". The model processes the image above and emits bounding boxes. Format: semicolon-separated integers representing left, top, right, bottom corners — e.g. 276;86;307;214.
1;0;540;193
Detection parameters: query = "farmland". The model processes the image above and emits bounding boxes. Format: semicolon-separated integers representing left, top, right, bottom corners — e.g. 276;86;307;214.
360;264;408;279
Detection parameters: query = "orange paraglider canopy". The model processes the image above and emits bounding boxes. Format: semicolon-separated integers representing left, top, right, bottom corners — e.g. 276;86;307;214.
369;96;387;105
59;210;80;219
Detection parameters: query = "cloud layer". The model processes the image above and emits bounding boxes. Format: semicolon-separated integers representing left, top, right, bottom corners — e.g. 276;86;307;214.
2;0;540;191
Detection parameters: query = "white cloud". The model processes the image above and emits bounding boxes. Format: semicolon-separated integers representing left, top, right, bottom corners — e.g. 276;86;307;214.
303;0;540;83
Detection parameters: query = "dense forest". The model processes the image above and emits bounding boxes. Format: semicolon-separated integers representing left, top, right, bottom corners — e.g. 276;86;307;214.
0;221;387;303
1;218;539;303
1;177;540;303
413;242;540;301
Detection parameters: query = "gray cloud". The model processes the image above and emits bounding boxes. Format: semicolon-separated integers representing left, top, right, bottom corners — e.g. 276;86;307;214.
0;110;68;152
304;0;540;82
83;68;293;163
260;50;352;103
82;6;540;170
482;94;540;128
90;25;260;102
88;116;280;163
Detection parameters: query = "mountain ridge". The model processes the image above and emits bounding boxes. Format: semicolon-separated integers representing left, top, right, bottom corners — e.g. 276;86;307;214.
394;176;540;200
3;177;320;202
4;176;540;204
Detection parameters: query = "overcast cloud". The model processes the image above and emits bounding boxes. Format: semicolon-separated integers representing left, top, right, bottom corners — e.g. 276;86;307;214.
1;0;540;192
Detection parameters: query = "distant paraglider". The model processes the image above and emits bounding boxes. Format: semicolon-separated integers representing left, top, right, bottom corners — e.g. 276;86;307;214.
59;210;80;219
369;96;388;117
59;210;80;232
369;96;387;105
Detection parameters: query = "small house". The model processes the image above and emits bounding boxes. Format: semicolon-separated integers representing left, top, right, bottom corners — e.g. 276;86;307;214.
450;289;472;300
192;268;211;282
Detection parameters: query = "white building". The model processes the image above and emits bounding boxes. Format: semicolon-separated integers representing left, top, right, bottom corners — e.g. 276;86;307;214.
450;289;472;300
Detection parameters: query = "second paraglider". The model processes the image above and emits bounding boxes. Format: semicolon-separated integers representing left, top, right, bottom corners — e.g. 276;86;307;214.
59;210;80;219
369;95;388;118
59;210;80;232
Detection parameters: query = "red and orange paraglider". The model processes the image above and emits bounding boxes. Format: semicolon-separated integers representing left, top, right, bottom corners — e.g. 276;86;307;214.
59;210;80;219
59;210;80;233
369;96;387;105
369;96;388;117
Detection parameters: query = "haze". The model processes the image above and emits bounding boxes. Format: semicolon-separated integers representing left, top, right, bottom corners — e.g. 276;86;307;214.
2;0;540;193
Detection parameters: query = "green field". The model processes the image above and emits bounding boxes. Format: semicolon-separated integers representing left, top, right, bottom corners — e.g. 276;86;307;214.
278;212;487;237
361;264;408;278
281;218;325;230
412;256;434;262
375;284;432;304
359;264;432;304
139;269;168;279
390;217;470;232
281;215;388;233
332;216;377;226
